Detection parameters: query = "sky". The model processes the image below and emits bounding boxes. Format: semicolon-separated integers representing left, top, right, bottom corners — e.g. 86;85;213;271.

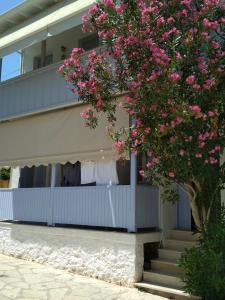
0;0;24;81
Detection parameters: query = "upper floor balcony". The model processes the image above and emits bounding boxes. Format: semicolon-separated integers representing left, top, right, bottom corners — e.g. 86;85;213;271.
0;0;98;121
0;28;102;122
0;60;76;121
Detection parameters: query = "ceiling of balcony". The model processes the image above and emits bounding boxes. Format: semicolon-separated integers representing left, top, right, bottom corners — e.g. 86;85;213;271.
0;0;64;36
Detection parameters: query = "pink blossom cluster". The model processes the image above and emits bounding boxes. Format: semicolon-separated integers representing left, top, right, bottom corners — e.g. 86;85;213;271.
59;0;225;184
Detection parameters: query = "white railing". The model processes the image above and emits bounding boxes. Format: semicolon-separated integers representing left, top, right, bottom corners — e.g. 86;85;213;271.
0;185;159;231
0;61;75;121
0;46;106;121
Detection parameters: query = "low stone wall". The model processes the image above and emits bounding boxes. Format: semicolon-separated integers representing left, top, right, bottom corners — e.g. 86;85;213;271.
0;222;160;286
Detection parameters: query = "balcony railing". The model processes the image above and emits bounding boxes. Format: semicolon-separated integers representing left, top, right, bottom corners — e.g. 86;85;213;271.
0;185;159;231
0;61;76;121
0;46;107;121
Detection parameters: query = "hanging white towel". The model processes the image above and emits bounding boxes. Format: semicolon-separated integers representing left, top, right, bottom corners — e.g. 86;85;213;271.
95;160;119;185
81;161;95;184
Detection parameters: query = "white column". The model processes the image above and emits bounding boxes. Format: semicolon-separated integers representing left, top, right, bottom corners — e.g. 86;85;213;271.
48;163;57;226
50;163;57;188
129;152;137;232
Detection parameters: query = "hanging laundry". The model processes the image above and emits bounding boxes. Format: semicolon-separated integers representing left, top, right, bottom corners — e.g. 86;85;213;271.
81;161;95;185
95;160;119;185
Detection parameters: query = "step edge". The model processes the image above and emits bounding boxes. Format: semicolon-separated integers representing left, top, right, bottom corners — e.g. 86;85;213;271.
151;259;180;266
144;270;183;279
166;239;197;244
158;248;183;254
135;282;201;299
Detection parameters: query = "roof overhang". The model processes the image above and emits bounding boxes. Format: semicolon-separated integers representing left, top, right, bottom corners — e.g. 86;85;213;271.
0;0;64;36
0;0;96;58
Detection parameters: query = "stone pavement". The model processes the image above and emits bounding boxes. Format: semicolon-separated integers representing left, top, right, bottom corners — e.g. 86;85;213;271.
0;254;167;300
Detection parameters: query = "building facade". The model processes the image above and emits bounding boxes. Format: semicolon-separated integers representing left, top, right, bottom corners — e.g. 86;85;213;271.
0;0;193;286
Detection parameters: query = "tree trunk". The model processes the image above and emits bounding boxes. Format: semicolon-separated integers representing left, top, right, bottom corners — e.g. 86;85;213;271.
183;179;212;235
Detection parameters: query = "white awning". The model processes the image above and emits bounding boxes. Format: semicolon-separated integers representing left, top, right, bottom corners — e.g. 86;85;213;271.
0;103;129;167
0;0;95;58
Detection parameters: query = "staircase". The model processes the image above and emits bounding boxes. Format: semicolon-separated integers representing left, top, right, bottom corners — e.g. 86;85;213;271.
135;230;200;300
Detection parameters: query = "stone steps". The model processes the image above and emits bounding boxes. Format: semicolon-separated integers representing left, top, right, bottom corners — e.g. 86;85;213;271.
136;229;199;300
164;239;196;252
158;248;182;262
151;258;183;275
143;270;184;289
170;230;200;242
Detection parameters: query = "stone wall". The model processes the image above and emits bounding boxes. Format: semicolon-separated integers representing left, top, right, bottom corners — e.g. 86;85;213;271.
0;222;160;286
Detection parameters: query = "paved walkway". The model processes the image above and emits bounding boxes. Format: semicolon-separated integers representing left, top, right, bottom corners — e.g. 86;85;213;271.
0;254;167;300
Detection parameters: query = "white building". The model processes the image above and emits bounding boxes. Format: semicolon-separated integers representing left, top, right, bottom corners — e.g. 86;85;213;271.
0;1;194;297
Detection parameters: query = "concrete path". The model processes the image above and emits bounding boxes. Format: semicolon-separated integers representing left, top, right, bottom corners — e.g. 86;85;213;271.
0;254;167;300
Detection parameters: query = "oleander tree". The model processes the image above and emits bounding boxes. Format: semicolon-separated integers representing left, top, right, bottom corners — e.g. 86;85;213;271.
59;0;225;233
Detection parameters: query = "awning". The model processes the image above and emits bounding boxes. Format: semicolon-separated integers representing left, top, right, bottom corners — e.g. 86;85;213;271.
0;103;129;167
0;0;95;58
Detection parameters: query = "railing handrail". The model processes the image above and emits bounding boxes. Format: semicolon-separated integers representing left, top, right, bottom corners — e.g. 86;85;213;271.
0;46;106;88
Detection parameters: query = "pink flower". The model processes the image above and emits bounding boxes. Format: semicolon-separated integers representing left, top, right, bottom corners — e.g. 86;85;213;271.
169;72;181;81
203;18;219;30
198;141;205;148
144;127;151;134
115;4;127;13
139;170;147;177
212;41;220;49
203;79;216;89
179;149;186;156
112;140;126;153
209;157;218;164
208;111;216;117
186;75;195;85
193;84;201;90
157;16;165;27
198;62;208;74
132;129;138;138
96;96;103;111
167;17;175;24
190;105;201;113
215;145;221;151
195;153;202;158
159;124;167;133
168;171;175;178
89;5;99;14
105;0;115;8
175;52;182;60
96;12;108;24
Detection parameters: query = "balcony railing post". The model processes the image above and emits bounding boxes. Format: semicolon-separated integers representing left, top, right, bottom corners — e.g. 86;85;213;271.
48;163;57;226
50;163;57;188
129;153;137;233
0;58;2;83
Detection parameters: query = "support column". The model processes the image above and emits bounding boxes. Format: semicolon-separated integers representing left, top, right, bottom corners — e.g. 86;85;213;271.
128;152;137;232
50;163;57;188
0;58;2;83
40;40;47;68
49;163;57;226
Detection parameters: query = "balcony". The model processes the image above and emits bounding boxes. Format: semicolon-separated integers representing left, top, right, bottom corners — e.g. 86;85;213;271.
0;61;76;121
0;185;159;231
